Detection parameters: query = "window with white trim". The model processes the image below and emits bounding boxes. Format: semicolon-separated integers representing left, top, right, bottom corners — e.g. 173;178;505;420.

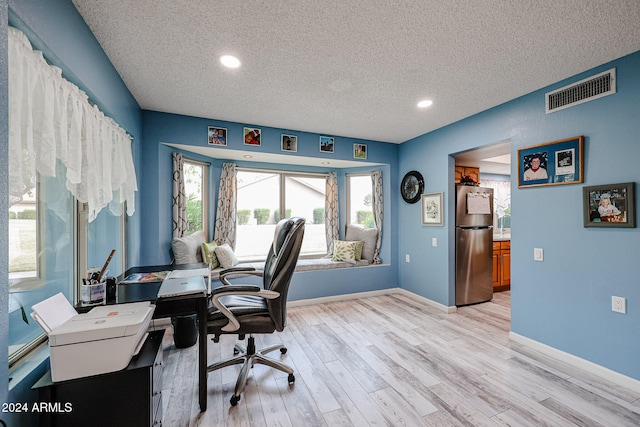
347;173;375;227
235;169;327;260
183;160;209;236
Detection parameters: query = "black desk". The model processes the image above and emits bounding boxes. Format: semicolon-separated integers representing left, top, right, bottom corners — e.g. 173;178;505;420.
79;263;209;412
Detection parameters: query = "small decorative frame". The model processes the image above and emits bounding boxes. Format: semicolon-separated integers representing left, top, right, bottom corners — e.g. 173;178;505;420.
243;127;261;146
354;143;367;159
583;182;635;228
281;134;297;152
320;136;334;153
422;192;444;226
518;136;584;188
207;127;227;146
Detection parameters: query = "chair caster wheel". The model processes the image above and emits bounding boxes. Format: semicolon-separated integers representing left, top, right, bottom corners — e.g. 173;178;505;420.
288;373;295;383
230;395;240;406
280;347;287;354
233;349;240;355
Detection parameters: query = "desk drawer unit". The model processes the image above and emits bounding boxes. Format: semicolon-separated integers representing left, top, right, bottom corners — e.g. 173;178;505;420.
33;330;165;427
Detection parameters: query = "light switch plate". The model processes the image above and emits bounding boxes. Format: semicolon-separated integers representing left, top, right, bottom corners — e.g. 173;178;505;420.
534;248;544;261
432;238;437;247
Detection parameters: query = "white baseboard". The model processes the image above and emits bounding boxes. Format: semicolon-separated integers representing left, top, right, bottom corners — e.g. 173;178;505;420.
509;332;640;394
289;287;457;314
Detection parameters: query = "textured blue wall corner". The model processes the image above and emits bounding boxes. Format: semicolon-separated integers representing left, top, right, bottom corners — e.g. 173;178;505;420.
398;52;640;380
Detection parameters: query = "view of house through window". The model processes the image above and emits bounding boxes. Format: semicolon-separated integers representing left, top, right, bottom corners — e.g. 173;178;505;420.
235;169;327;260
347;173;375;227
184;160;209;236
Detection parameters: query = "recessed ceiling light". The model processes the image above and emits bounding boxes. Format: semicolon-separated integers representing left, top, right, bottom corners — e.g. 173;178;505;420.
243;155;253;159
220;55;241;69
321;161;330;165
417;99;433;108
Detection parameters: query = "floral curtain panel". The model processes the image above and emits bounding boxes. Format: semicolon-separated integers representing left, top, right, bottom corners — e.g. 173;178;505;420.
8;27;137;222
371;170;383;264
214;163;238;248
172;152;188;238
325;172;339;255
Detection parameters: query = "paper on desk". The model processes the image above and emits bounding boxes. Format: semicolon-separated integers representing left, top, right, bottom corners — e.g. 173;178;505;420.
31;293;77;334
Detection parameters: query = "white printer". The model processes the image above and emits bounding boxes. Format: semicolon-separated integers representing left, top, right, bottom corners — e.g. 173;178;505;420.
31;293;155;382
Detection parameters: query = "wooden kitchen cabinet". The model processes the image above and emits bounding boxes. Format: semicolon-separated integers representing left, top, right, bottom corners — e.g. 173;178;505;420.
454;166;480;184
493;240;510;292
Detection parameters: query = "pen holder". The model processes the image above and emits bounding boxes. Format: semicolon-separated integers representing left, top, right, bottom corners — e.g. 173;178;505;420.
81;282;106;305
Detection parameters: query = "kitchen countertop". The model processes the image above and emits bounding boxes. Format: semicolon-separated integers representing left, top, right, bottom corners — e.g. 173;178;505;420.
493;234;511;241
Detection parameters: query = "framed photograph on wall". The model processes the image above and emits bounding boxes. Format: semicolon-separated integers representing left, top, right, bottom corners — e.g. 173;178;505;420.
353;143;367;159
583;182;635;228
281;134;297;152
422;192;444;226
518;136;584;188
207;127;227;146
320;136;334;153
243;127;261;146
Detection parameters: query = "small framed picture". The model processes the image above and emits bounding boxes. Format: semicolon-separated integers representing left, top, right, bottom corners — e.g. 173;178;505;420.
243;127;261;146
518;136;584;188
583;182;635;228
208;127;227;146
281;134;297;152
320;136;334;153
422;192;444;226
353;143;367;159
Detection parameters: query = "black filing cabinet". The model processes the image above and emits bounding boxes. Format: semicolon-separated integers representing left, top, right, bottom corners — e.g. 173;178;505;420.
33;329;164;426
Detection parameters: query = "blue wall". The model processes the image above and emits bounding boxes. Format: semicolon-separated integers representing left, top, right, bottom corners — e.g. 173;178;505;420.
8;0;144;271
3;1;143;424
139;110;399;299
398;52;640;380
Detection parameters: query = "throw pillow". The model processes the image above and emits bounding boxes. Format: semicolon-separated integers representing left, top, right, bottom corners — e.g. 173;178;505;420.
214;244;240;268
345;224;378;263
172;230;207;264
332;240;358;264
201;241;219;269
353;240;364;261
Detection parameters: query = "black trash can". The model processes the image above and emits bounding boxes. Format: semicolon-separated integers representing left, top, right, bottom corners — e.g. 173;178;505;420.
171;314;198;348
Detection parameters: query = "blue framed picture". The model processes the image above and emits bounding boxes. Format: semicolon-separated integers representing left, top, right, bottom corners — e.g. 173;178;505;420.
518;136;584;188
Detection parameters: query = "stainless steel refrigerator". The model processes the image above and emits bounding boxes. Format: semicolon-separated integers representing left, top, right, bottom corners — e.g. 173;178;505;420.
455;186;494;306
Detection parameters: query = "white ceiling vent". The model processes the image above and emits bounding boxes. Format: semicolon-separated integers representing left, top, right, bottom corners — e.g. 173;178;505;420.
546;68;616;114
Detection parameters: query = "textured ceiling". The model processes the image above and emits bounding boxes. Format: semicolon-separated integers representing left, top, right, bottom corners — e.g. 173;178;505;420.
72;0;640;144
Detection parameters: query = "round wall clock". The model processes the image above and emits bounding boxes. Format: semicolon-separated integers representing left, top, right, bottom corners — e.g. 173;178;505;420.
401;171;424;204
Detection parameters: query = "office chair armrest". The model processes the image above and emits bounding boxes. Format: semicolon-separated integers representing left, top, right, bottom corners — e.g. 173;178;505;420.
211;288;280;332
211;284;261;295
219;267;264;286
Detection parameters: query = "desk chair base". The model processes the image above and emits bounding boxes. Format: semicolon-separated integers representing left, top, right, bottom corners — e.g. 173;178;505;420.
207;335;295;406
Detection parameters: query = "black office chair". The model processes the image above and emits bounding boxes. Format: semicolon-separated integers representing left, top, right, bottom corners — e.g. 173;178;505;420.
206;217;305;406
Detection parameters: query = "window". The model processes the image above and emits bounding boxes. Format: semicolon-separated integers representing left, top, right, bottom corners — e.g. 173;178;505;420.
8;162;75;363
484;179;511;233
8;160;128;365
183;160;209;236
347;173;375;227
235;169;327;260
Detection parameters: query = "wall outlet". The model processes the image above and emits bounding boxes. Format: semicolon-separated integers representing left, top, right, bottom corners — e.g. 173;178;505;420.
534;248;544;261
405;254;410;263
612;296;626;314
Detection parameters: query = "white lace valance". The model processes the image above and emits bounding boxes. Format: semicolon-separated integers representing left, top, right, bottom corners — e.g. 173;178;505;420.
8;27;137;222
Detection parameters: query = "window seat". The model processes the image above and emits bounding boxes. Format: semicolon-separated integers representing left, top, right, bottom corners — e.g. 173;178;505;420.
209;258;370;281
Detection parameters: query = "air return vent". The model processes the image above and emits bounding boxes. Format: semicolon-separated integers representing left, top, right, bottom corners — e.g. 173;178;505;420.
546;68;616;114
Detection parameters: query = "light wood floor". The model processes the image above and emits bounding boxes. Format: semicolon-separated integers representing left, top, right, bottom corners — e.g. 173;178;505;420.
160;291;640;426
